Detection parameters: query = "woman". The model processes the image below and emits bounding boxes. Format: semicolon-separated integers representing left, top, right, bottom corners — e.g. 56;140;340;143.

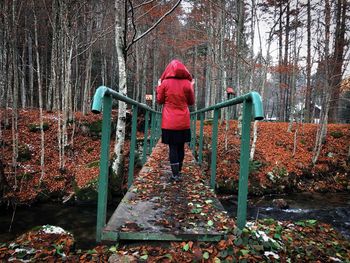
156;59;195;182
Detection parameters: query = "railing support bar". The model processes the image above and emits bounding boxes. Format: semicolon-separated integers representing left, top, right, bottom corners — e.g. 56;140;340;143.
128;105;138;188
96;95;112;242
150;112;155;151
142;110;149;164
198;113;204;164
210;109;219;189
237;100;252;229
192;114;197;157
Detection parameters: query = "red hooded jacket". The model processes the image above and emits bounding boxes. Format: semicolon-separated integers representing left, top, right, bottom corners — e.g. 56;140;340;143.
156;60;195;130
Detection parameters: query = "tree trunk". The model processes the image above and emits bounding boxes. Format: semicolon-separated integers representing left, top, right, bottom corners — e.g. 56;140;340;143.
205;2;213;118
312;0;331;165
305;0;312;123
0;0;8;110
236;0;245;135
192;45;198;111
112;0;128;176
48;0;58;111
20;35;26;109
32;0;45;183
152;37;158;109
141;43;148;104
11;0;19;189
288;0;300;132
28;32;34;108
328;0;347;123
282;2;290;122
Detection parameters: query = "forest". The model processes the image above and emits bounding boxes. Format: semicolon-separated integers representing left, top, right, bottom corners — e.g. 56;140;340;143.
1;0;350;262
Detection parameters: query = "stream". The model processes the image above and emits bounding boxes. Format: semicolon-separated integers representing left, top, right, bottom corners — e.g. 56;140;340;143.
0;202;119;249
0;192;349;249
221;192;350;240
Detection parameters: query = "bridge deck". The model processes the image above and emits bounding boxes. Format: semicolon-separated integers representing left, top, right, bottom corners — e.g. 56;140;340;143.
102;142;235;242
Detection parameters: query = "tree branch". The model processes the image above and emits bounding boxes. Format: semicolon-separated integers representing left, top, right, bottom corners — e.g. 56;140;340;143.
126;0;182;52
128;0;138;46
128;0;155;12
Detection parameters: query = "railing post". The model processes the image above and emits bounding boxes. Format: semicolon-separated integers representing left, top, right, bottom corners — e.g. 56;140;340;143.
210;109;219;189
96;95;112;242
190;115;193;150
142;110;149;164
198;113;204;164
150;112;155;151
237;100;252;229
192;114;197;156
156;113;161;140
128;105;138;188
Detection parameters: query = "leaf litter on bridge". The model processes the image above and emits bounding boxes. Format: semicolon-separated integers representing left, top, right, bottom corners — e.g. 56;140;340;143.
119;142;236;234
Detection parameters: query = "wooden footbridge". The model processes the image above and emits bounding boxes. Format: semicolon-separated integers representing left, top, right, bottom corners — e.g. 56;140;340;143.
92;86;263;242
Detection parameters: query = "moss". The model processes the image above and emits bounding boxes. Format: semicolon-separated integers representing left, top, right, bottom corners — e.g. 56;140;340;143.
216;179;238;194
86;147;94;154
89;120;103;133
17;144;31;162
73;179;98;202
85;160;100;168
249;160;263;174
108;154;125;197
203;119;213;125
28;122;49;132
16;173;34;181
80;120;110;138
330;130;343;138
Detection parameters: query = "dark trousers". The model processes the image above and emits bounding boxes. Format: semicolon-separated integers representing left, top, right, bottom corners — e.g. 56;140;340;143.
169;143;185;167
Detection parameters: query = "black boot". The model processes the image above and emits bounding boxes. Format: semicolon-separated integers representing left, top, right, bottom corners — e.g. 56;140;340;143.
179;162;183;175
170;163;180;182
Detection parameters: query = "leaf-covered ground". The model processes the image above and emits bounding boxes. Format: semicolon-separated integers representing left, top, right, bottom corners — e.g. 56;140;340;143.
1;110;350;262
200;121;350;195
1;109;142;203
1;219;349;262
1;109;349;202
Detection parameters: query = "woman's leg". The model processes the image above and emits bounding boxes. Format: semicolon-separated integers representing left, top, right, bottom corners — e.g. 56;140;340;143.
177;143;185;173
169;144;180;179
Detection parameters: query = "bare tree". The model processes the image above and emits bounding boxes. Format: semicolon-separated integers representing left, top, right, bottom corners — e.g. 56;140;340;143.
312;0;331;165
32;0;45;183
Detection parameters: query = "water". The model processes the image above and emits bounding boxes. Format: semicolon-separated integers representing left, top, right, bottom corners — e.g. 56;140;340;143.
221;192;350;240
0;202;119;249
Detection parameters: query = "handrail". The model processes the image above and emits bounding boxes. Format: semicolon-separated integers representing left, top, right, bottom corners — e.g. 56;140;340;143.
192;91;263;120
190;91;264;230
92;86;161;242
92;85;158;114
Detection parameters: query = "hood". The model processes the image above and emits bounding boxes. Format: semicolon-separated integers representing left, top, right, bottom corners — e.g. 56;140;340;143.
160;60;192;81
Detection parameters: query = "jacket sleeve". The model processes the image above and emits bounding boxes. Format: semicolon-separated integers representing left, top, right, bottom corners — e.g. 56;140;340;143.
156;83;165;104
184;83;195;106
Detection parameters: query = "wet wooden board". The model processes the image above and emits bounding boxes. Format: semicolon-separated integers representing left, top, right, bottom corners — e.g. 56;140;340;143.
102;142;234;241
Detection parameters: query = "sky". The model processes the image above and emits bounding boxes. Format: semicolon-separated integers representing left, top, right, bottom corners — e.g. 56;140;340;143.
180;0;350;79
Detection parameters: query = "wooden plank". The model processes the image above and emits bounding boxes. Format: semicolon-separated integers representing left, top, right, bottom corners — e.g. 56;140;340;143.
103;142;234;242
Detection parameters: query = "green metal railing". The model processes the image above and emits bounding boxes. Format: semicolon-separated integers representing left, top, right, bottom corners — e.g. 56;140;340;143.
92;86;263;242
92;86;161;242
190;92;264;229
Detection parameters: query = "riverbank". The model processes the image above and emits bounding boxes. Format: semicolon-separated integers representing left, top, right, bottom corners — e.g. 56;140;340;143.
200;120;350;195
1;218;349;262
1;110;349;204
1;192;349;250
